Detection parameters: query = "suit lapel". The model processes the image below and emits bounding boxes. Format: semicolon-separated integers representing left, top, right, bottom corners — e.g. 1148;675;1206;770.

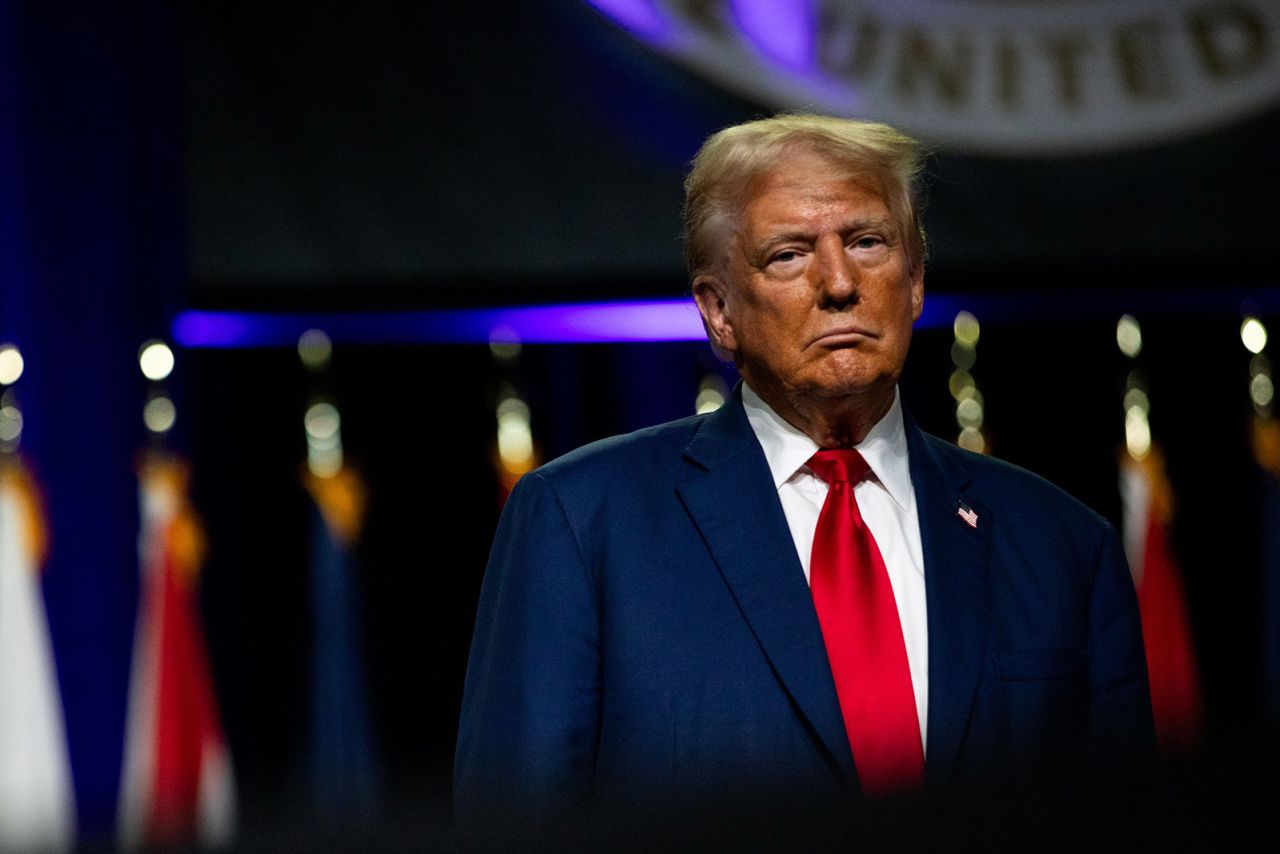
676;388;858;786
905;414;992;788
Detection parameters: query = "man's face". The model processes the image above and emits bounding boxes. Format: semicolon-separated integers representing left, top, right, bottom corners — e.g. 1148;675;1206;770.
694;149;923;407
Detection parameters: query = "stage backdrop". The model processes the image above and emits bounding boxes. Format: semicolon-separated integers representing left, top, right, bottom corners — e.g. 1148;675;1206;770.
182;0;1280;306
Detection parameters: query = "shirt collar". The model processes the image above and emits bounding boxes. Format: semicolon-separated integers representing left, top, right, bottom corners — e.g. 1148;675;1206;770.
741;382;914;512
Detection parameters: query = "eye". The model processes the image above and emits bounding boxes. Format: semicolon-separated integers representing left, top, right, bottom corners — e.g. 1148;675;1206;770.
765;248;806;269
852;235;884;250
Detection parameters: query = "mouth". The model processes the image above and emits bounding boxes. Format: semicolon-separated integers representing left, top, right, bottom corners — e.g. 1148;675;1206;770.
809;326;878;348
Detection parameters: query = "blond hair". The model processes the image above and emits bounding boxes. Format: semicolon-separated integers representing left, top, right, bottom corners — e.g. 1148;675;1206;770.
683;114;928;278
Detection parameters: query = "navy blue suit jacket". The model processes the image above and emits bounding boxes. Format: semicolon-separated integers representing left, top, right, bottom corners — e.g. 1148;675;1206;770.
455;388;1153;815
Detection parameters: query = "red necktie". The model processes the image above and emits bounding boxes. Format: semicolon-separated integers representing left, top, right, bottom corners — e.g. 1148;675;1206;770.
807;449;924;797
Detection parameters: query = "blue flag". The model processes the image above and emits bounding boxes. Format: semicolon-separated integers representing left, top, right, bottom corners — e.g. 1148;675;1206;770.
306;470;380;818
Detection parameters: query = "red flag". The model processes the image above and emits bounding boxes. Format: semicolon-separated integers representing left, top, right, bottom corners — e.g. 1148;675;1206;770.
118;455;235;849
1119;447;1204;754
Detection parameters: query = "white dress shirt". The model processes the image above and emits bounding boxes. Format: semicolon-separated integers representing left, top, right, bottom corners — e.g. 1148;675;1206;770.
741;383;929;752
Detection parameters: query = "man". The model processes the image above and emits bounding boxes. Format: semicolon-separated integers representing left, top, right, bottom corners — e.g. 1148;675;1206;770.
455;115;1153;822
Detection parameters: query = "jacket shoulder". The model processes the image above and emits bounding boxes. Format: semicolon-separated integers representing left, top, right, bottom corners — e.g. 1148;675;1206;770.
531;413;707;491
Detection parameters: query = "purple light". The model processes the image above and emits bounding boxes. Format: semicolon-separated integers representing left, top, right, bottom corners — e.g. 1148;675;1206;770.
586;0;670;42
170;290;1278;350
172;300;710;348
730;0;815;73
493;301;706;343
172;311;263;348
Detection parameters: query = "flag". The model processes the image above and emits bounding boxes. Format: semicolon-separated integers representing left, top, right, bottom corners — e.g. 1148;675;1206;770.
303;465;380;817
118;455;235;849
1118;445;1204;754
0;458;75;852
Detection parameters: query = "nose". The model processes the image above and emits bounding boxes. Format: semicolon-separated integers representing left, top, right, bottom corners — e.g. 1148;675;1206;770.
812;236;858;308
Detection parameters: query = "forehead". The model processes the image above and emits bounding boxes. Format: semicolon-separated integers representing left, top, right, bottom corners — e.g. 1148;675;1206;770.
738;152;890;235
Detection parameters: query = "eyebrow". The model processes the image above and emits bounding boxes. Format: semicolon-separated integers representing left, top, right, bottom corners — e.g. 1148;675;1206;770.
753;216;896;252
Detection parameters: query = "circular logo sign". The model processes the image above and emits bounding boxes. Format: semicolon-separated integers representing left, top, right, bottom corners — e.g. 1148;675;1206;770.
587;0;1280;154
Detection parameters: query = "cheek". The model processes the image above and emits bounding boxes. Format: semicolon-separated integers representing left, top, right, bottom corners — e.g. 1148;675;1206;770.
742;322;799;370
880;284;919;326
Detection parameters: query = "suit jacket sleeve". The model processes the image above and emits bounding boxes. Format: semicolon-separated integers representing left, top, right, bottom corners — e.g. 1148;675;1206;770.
1088;522;1156;764
454;471;601;819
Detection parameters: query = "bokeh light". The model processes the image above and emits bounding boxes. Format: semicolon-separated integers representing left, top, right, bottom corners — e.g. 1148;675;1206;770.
1241;317;1268;354
695;374;727;414
496;396;534;469
304;402;341;442
304;400;344;477
950;341;977;371
1252;373;1275;408
0;405;22;443
1123;388;1150;414
957;427;985;453
1125;407;1152;460
308;444;343;478
1116;315;1142;358
953;311;980;347
956;396;984;430
143;396;177;433
138;340;175;381
0;344;24;385
948;369;975;400
488;326;522;362
298;329;333;370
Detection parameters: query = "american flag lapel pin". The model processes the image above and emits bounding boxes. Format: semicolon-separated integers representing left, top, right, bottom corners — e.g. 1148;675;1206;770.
956;500;979;529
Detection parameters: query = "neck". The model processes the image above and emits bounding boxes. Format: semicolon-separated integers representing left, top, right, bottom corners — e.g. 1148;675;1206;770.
746;378;895;448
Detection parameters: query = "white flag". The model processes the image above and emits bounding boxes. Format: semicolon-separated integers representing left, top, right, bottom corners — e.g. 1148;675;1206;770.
0;466;76;852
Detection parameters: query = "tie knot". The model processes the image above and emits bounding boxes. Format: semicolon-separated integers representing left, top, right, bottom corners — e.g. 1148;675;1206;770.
807;449;870;485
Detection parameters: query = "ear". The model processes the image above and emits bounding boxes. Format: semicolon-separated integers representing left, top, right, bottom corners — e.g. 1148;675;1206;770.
692;274;738;354
910;265;924;322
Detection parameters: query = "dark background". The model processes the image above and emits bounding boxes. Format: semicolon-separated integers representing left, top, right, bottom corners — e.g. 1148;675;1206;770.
2;0;1277;847
183;1;1279;301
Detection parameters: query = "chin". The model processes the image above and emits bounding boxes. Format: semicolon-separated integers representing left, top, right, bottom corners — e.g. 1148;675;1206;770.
802;360;881;391
806;352;901;397
806;374;890;400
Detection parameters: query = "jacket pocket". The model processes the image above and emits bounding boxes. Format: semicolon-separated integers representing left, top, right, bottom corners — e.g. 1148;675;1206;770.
993;649;1086;681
